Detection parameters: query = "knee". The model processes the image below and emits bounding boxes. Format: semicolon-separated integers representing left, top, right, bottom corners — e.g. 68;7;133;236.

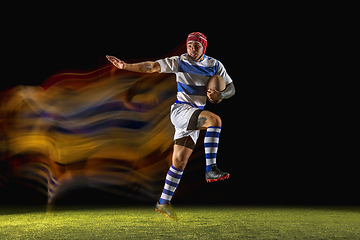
173;152;188;170
209;114;222;127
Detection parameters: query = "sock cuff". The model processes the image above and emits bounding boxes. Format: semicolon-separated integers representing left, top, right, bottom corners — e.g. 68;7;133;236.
170;165;184;173
207;126;221;129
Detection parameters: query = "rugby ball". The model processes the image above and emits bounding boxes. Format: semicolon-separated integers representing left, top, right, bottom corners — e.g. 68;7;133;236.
205;75;226;104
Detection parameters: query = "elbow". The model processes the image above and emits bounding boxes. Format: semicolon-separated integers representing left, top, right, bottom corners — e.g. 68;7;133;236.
229;83;235;96
228;88;235;99
221;82;235;99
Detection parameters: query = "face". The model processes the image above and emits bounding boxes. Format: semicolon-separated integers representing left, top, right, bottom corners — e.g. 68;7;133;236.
187;41;203;61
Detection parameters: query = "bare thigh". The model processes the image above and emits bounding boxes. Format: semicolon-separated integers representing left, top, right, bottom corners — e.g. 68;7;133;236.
197;110;222;130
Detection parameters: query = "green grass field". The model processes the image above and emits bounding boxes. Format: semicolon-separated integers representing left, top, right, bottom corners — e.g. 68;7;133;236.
1;205;359;239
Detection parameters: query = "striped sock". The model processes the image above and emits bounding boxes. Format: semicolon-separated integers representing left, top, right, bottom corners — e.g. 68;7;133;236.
159;165;183;204
204;126;221;173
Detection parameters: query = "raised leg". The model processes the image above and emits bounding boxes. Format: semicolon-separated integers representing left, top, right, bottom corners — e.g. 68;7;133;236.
197;110;230;181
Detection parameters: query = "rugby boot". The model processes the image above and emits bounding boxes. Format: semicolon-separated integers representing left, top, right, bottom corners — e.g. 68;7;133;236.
155;202;180;221
205;165;230;183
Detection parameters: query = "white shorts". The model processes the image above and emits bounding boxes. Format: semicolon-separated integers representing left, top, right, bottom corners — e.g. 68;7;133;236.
170;103;201;144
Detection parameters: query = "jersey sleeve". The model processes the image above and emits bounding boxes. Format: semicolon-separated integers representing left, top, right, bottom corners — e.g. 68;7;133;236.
216;61;233;85
156;56;179;73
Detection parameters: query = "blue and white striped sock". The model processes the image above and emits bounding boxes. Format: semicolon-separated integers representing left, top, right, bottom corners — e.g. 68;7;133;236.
159;165;183;204
204;126;221;173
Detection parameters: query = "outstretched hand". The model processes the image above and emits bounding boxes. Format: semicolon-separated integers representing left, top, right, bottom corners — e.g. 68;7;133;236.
106;55;126;69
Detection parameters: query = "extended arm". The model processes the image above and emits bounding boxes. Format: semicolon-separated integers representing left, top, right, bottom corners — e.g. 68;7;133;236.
220;82;235;100
106;55;160;73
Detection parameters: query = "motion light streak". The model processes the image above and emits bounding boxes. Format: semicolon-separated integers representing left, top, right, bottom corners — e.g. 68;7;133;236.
0;63;184;204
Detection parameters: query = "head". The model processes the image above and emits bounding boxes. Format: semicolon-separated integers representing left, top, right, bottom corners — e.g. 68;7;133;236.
186;32;207;61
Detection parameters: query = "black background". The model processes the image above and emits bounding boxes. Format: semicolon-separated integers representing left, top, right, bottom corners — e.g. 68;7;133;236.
1;5;354;205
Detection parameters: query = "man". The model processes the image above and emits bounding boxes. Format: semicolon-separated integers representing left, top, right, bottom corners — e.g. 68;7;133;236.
106;32;235;221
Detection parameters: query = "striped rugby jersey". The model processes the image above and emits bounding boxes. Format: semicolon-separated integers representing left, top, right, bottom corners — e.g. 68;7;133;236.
156;54;233;110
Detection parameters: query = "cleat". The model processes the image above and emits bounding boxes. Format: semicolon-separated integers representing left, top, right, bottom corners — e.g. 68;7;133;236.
205;165;230;183
46;204;54;215
155;202;180;221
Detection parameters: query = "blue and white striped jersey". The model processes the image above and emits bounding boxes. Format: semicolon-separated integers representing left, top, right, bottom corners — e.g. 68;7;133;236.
156;54;233;110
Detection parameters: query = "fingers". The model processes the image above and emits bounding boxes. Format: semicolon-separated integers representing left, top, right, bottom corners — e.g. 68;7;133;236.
106;55;120;63
207;92;214;101
106;55;116;60
207;88;219;93
207;89;220;103
106;55;116;62
106;55;125;69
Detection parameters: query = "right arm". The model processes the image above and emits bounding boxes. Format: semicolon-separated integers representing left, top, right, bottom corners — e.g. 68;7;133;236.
106;55;160;73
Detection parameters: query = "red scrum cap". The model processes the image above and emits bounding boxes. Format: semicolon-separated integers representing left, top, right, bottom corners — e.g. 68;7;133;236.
186;32;207;54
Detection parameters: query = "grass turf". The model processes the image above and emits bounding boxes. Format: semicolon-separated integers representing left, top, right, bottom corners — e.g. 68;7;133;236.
0;205;359;239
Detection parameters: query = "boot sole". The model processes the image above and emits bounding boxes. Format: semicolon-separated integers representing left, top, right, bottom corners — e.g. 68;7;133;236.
206;173;230;183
